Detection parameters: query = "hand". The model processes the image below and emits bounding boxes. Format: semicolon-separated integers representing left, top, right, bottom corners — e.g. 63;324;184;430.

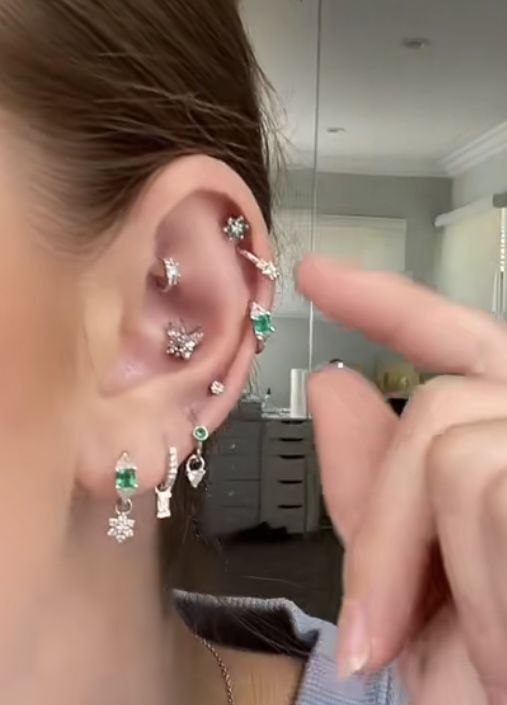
298;255;507;705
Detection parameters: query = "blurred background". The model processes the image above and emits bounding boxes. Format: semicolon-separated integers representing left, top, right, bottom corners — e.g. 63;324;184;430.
183;0;507;621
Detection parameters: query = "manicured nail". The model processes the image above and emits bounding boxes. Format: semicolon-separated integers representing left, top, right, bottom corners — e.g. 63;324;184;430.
313;360;347;373
337;600;370;680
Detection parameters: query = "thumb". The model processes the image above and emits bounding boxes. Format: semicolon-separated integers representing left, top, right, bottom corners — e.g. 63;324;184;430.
309;366;397;544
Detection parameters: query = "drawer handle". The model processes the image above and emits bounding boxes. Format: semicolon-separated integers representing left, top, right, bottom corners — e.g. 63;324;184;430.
279;454;304;460
278;504;303;510
279;480;302;486
278;438;304;443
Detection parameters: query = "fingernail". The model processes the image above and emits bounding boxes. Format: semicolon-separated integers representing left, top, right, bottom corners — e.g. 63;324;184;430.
313;360;347;373
337;600;371;680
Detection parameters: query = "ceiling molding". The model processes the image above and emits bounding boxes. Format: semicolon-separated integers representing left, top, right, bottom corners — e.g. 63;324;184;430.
288;152;447;178
441;120;507;177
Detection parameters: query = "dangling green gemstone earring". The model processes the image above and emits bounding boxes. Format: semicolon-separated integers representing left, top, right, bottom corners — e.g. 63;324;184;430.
107;452;138;544
250;302;275;352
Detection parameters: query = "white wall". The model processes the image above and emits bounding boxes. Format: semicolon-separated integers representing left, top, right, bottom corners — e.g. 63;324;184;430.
452;147;507;208
434;208;501;311
283;169;452;284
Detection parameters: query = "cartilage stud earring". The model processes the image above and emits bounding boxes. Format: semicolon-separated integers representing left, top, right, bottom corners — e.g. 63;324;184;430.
224;215;250;242
210;380;225;396
166;323;204;361
250;302;275;344
107;452;138;544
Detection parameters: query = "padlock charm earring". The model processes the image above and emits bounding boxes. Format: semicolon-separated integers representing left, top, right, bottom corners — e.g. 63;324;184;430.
186;426;209;489
107;452;138;543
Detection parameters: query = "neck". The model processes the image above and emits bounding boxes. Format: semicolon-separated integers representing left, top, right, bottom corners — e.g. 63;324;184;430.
2;494;175;705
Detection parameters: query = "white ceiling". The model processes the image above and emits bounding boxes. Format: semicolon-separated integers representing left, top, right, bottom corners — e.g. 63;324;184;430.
241;0;507;177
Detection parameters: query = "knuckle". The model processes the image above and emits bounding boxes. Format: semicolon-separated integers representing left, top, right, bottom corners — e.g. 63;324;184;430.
426;424;472;503
412;375;463;416
483;470;507;531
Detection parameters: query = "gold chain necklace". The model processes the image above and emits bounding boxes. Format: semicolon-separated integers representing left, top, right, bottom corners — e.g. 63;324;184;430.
200;637;235;705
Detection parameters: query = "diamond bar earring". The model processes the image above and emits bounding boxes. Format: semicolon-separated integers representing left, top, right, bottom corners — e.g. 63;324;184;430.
155;447;179;519
107;452;138;543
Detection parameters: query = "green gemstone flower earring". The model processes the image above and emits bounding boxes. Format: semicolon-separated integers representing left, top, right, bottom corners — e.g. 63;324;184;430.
107;452;138;544
186;425;209;489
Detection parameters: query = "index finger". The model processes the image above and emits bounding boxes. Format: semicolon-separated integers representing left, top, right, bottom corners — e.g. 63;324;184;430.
297;255;507;380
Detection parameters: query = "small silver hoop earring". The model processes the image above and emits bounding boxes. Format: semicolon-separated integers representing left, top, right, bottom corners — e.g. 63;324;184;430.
107;452;138;544
155;447;179;519
158;258;182;292
186;426;209;489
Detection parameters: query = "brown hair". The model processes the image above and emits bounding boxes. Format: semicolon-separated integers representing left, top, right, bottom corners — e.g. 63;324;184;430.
0;0;274;586
0;0;273;243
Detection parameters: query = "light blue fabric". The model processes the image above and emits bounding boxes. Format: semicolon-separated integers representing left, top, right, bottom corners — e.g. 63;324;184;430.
175;592;408;705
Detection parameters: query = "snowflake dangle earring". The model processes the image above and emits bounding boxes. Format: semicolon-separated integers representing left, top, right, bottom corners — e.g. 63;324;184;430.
107;452;138;544
155;447;179;519
186;425;209;489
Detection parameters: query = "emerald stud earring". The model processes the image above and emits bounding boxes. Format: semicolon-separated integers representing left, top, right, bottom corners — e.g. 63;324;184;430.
224;215;250;242
250;302;275;351
107;452;138;543
186;425;209;489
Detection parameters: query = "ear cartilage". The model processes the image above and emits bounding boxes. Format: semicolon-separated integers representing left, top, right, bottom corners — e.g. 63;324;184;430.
166;323;204;361
250;302;275;354
158;258;182;292
238;249;280;281
224;215;250;242
210;380;225;396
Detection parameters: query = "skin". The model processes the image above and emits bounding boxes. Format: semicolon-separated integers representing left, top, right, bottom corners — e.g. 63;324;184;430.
298;255;507;705
3;103;507;704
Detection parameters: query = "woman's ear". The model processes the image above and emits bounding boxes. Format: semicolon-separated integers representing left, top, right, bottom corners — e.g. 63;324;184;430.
77;156;276;497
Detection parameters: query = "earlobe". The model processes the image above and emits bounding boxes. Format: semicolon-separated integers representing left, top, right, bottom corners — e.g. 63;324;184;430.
78;155;277;502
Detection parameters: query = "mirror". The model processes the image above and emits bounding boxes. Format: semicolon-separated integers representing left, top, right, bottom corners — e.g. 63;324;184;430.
194;0;507;623
313;0;507;399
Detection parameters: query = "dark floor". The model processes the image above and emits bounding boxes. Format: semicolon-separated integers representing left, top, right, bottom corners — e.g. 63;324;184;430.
188;530;345;623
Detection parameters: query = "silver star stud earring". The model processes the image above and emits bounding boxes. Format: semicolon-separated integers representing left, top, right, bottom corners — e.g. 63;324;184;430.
166;323;204;361
224;215;250;242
